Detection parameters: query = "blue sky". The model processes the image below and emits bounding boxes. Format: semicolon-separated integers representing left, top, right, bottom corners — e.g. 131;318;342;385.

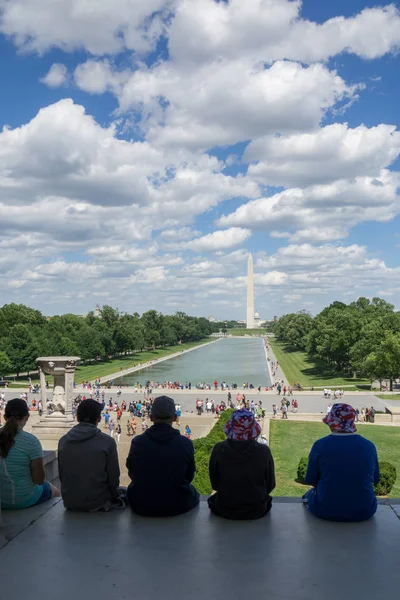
1;0;400;320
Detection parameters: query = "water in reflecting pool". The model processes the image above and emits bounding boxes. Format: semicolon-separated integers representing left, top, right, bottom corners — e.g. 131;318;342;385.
118;337;270;387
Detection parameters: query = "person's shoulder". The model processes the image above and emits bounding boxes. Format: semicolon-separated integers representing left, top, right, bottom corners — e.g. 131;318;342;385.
97;429;117;447
312;435;331;449
212;440;229;452
177;433;194;448
356;435;377;451
19;430;41;446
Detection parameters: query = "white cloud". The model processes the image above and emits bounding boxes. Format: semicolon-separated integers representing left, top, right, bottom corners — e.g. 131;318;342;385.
185;228;252;252
283;294;302;303
159;227;200;241
40;63;69;88
130;266;168;284
257;271;288;286
218;170;400;240
168;1;400;65
245;124;400;187
0;0;170;55
1;1;400;317
74;60;130;94
2;0;400;66
256;244;367;271
115;60;357;150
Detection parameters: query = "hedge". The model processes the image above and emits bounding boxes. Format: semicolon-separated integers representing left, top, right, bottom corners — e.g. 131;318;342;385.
193;409;233;495
297;456;397;496
374;462;397;496
297;456;308;483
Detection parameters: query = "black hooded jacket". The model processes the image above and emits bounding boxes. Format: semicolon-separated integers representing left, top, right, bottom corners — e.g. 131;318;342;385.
209;439;276;520
126;422;199;516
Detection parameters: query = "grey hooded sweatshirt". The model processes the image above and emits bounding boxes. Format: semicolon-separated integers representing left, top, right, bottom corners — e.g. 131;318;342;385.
58;423;120;511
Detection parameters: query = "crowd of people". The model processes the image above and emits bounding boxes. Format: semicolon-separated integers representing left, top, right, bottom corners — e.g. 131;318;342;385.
78;379;271;392
0;397;380;523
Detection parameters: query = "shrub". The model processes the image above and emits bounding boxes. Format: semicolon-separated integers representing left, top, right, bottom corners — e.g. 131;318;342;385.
296;457;397;496
193;409;233;495
297;456;308;484
374;462;397;496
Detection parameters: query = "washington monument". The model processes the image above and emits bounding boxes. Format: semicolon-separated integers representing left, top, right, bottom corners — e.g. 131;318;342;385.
246;253;255;329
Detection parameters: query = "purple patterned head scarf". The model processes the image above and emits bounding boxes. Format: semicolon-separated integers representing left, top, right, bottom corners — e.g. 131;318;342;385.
323;403;357;433
224;409;262;441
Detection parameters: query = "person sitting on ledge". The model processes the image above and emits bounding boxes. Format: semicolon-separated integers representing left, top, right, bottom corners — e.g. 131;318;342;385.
208;409;276;520
303;403;380;522
58;400;122;511
126;395;199;517
0;398;60;509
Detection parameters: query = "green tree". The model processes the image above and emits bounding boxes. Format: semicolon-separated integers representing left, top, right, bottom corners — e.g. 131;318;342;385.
5;324;40;376
363;332;400;391
0;351;12;377
0;303;46;337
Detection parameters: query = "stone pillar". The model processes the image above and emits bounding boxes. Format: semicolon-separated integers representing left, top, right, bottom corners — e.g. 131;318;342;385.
32;357;80;439
39;365;47;412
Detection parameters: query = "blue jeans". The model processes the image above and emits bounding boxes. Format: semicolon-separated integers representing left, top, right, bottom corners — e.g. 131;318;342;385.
34;481;52;505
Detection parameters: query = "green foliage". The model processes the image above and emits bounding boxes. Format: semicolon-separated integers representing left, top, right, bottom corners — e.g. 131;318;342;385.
0;351;13;377
374;462;397;496
193;409;233;495
297;456;308;483
273;297;400;389
0;302;220;376
296;456;397;496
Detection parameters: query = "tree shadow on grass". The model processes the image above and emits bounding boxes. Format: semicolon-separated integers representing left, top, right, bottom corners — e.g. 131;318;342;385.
280;344;366;385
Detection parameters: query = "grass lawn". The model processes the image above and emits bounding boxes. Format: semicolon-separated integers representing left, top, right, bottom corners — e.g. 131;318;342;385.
270;420;400;497
376;394;400;401
270;340;369;389
3;339;212;387
227;328;265;336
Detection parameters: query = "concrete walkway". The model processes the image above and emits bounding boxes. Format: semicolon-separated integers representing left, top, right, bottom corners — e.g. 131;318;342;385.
264;341;289;387
0;390;391;414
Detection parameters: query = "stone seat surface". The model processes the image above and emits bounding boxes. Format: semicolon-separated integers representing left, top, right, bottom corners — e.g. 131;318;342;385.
1;500;400;600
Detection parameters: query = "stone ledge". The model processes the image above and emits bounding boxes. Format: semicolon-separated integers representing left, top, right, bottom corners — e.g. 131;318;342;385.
1;501;399;600
0;450;59;538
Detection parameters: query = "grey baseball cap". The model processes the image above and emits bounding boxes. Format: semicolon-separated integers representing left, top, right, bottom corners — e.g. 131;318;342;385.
151;396;176;419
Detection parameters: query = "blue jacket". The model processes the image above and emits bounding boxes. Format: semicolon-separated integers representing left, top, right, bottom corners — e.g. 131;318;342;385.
305;433;380;522
126;422;199;516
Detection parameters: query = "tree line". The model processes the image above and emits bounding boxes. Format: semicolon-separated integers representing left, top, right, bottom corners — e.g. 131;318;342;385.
0;303;220;377
272;298;400;390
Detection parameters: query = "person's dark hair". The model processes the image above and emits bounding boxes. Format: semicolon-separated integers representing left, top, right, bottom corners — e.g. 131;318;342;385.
0;398;29;458
77;400;102;425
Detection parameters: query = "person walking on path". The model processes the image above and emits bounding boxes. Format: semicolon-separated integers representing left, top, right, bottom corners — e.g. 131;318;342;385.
281;403;288;420
116;423;122;442
109;419;115;438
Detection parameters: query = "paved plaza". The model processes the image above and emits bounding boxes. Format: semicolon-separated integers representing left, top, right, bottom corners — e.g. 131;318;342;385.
2;388;391;414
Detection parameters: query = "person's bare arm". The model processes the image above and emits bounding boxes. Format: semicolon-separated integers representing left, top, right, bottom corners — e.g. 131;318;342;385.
30;457;46;485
